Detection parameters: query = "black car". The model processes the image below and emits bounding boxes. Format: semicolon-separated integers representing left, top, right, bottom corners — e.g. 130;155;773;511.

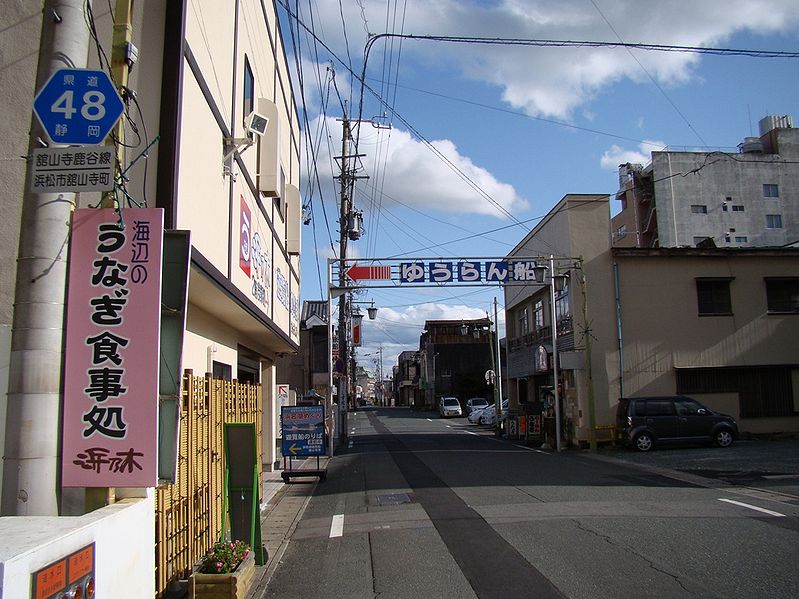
616;395;738;452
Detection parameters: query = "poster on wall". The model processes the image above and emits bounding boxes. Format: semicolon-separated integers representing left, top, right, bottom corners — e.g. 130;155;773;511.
61;208;163;487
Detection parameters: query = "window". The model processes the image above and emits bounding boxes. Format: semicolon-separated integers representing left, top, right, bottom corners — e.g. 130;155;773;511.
533;300;544;330
763;184;779;198
674;398;703;415
696;278;732;316
766;214;783;229
734;236;748;243
766;278;799;314
646;400;675;416
517;307;529;335
243;57;254;134
691;205;707;214
732;205;745;212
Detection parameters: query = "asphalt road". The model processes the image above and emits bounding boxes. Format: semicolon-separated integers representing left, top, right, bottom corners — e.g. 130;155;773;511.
263;407;799;599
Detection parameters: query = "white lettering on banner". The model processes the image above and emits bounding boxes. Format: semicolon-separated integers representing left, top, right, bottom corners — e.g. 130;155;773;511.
512;260;538;281
400;262;425;283
429;262;453;283
458;261;481;282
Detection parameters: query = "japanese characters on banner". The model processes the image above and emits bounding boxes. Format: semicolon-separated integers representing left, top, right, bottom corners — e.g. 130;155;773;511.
239;195;271;310
62;208;163;487
398;260;540;284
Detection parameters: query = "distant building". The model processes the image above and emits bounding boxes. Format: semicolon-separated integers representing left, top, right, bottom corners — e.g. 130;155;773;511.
396;351;420;407
276;300;330;399
613;115;798;249
419;319;494;410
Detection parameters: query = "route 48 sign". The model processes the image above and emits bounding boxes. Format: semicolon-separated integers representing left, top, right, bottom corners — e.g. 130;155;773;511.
33;68;124;145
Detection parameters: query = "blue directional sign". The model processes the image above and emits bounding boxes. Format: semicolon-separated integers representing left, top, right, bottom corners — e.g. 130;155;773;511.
33;68;124;145
281;405;326;457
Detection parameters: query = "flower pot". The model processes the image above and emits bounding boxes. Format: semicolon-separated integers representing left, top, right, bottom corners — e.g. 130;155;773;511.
189;551;256;599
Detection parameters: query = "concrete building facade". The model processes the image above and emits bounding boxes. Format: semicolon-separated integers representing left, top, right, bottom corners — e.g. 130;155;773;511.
0;0;301;592
613;116;799;249
506;194;799;447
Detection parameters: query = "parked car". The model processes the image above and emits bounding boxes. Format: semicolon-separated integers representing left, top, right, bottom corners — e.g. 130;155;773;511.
479;399;509;425
465;397;489;415
616;395;738;452
467;405;490;424
439;397;462;418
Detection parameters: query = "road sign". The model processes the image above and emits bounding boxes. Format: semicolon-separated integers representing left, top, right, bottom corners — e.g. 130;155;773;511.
345;263;392;282
33;68;124;145
30;146;114;193
281;405;325;456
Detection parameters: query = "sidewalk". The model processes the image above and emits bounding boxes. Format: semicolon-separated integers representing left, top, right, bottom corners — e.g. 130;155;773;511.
247;457;328;598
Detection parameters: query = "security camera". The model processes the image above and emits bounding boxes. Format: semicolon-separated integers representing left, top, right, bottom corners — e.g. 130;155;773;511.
245;111;269;137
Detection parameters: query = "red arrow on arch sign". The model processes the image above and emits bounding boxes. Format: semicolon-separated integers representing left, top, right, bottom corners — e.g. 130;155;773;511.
345;264;392;281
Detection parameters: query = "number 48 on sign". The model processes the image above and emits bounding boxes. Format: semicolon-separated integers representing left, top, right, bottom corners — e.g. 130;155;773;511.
33;68;125;146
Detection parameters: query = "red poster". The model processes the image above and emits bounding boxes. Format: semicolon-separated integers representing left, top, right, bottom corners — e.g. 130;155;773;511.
61;208;163;487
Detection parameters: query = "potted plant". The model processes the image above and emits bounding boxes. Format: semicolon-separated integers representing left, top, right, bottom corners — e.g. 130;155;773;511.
189;539;255;599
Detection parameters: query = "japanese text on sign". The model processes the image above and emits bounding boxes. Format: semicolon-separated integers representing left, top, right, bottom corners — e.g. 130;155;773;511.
62;208;163;487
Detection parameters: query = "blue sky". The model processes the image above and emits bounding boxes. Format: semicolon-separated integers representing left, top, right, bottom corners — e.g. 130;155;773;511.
279;0;799;373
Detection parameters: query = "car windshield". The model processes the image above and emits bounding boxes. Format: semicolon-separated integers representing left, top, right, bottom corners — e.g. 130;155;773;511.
472;400;488;406
443;399;459;406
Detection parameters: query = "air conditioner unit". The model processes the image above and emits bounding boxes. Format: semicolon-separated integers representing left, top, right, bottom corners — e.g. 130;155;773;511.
285;184;301;255
256;98;281;196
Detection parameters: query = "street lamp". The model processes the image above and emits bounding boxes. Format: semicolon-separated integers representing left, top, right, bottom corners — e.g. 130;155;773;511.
533;256;570;452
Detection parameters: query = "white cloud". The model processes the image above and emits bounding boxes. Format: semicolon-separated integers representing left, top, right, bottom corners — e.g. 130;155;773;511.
303;0;799;120
306;116;527;217
600;140;667;170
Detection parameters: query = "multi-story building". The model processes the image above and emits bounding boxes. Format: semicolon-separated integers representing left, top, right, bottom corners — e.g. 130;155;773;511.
396;350;420;407
0;1;301;593
613;115;798;249
419;318;495;410
506;194;799;447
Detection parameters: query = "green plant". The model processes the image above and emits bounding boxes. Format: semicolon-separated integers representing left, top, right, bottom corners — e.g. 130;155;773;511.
199;539;250;574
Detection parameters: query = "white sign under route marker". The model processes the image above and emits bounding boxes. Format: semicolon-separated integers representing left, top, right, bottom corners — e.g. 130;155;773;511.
30;146;114;193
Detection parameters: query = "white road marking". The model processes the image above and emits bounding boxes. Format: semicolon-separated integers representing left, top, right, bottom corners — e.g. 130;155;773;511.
330;514;344;537
426;418;433;422
718;498;786;517
464;431;478;435
762;474;799;480
514;444;550;454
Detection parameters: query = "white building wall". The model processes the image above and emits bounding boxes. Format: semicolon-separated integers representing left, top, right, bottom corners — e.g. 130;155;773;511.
0;495;154;598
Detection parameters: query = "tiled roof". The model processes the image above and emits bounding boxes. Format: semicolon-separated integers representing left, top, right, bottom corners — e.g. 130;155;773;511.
301;300;328;325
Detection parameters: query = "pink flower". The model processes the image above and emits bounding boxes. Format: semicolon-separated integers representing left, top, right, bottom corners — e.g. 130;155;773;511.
216;562;223;571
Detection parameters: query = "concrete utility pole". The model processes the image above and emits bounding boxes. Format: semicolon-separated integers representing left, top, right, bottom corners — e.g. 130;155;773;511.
336;116;351;441
2;0;92;516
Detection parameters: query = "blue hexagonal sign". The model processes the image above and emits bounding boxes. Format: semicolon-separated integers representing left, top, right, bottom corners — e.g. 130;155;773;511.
33;68;124;145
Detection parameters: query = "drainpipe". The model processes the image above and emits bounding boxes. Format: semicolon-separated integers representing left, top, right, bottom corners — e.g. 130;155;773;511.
613;261;625;399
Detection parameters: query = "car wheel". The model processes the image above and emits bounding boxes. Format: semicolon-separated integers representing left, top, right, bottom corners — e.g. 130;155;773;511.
714;429;734;448
633;432;654;452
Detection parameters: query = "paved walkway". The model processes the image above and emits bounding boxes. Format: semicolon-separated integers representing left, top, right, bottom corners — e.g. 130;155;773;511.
248;457;327;598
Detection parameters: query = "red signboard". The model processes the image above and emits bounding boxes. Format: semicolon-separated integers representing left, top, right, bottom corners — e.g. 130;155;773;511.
240;196;251;277
62;208;163;487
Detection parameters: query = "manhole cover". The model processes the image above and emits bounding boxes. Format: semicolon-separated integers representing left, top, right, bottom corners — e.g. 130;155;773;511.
374;493;412;506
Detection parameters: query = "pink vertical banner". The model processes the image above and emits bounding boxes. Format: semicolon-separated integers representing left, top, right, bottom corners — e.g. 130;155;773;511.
62;208;163;487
